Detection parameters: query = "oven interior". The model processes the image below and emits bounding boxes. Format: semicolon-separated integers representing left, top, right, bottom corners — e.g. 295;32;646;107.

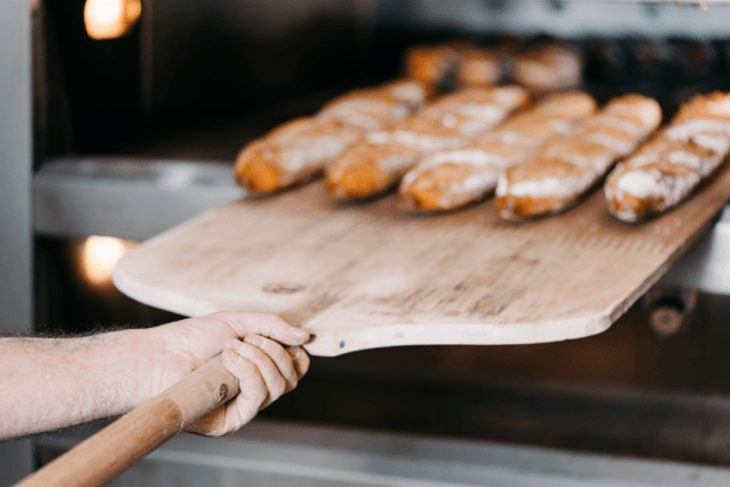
32;0;730;467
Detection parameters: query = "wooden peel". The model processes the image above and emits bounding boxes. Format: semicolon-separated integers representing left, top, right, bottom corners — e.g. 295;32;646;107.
113;164;730;356
17;355;238;487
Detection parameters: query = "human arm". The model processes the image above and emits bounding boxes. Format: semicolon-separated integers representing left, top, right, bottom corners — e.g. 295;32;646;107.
0;312;310;440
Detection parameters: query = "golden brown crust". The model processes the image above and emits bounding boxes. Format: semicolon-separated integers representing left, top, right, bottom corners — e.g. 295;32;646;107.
455;47;503;87
496;94;661;220
327;86;530;201
327;144;419;200
512;44;583;95
496;160;593;220
605;92;730;222
234;144;282;193
404;45;459;89
398;91;598;213
234;80;427;194
400;163;476;211
495;194;571;220
404;42;505;93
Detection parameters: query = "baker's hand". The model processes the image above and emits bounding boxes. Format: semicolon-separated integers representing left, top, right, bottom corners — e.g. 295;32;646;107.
139;312;310;436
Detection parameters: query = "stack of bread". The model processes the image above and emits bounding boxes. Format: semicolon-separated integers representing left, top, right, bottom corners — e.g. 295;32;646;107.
235;79;428;193
404;41;582;95
233;39;730;223
398;91;596;211
326;86;529;200
496;94;662;220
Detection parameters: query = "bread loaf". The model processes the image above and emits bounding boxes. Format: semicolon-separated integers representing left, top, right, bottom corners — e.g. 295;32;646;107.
326;86;529;200
404;43;503;92
512;44;583;95
398;91;596;211
605;92;730;222
496;94;661;220
234;79;427;193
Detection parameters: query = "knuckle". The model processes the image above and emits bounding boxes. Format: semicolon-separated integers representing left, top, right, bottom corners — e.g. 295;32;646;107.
251;384;268;404
255;336;271;351
272;377;287;397
236;356;258;376
255;322;270;337
301;352;311;368
222;347;240;365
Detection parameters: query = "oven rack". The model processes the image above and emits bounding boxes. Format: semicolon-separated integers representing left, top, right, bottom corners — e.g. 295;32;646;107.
379;0;730;38
35;418;730;486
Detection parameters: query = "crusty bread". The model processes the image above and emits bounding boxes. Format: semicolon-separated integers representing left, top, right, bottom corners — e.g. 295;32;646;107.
404;42;503;92
326;86;529;200
512;44;583;95
605;92;730;222
234;79;427;193
404;44;460;91
496;94;661;220
398;91;597;212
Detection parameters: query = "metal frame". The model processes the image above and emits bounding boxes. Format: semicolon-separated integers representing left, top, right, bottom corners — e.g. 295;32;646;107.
0;0;34;484
33;158;240;241
35;418;730;486
379;0;730;37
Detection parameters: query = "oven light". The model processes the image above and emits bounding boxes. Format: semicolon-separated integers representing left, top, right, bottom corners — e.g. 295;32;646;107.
83;0;142;40
81;236;134;285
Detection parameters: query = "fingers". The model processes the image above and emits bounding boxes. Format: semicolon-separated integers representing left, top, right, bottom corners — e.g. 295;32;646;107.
186;338;311;437
220;347;268;431
244;335;299;393
212;312;310;346
231;341;287;406
287;345;311;379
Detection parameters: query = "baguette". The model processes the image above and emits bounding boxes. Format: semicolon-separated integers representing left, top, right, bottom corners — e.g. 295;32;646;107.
512;44;583;95
404;44;460;91
455;45;504;88
234;79;427;193
326;86;529;200
398;91;597;212
404;42;503;92
496;94;661;220
605;92;730;222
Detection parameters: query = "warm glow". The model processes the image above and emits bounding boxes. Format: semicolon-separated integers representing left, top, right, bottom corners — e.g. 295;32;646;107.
83;0;142;40
81;236;133;285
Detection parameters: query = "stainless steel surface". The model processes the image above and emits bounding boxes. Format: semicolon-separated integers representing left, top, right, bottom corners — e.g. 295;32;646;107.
35;419;730;486
379;0;730;37
33;157;730;294
662;207;730;295
0;0;34;483
34;158;241;241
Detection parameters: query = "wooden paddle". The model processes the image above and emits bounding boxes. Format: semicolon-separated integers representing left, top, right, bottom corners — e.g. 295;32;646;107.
17;355;238;487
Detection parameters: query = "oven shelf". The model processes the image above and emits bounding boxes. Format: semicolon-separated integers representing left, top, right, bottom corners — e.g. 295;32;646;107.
35;418;730;486
380;0;730;38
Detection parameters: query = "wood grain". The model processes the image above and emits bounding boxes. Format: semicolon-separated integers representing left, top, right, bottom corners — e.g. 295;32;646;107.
114;166;730;357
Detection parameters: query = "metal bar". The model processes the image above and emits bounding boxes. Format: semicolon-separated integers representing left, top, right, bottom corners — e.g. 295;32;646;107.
34;418;730;486
378;0;730;37
33;158;241;241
